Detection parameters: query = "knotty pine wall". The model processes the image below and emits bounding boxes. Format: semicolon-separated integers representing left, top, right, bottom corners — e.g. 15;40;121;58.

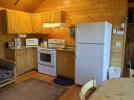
35;0;128;67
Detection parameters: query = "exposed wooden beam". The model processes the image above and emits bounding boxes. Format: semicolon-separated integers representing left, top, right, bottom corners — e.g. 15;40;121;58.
14;0;20;5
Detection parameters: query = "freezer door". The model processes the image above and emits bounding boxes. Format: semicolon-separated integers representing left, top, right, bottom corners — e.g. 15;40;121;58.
76;22;111;44
75;44;105;85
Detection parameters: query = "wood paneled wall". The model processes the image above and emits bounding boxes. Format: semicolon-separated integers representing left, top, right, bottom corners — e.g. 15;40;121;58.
35;0;128;67
36;0;127;25
0;34;16;58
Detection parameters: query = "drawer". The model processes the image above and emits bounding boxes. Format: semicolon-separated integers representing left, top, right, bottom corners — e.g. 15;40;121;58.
16;50;26;56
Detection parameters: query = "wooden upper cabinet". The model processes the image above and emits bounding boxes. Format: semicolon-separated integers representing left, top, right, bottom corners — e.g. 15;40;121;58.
0;10;19;34
7;10;19;34
32;13;43;33
0;9;66;34
51;11;65;23
43;12;51;23
26;13;32;33
18;12;32;34
43;11;65;23
0;10;32;34
18;12;26;33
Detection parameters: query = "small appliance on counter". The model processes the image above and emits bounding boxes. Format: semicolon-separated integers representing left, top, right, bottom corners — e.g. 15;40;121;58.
5;42;15;48
7;42;15;48
43;41;48;47
40;40;48;47
14;38;21;47
26;38;39;47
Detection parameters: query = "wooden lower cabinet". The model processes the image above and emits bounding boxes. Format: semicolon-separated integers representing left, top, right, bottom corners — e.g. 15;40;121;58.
56;56;66;76
26;48;37;70
0;38;4;58
16;53;27;75
5;48;37;75
56;50;75;79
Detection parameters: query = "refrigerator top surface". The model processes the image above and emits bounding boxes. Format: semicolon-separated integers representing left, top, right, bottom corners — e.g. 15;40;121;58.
76;22;112;44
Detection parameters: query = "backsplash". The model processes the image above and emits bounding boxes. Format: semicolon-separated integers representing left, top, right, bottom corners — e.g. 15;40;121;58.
0;34;16;58
44;28;75;46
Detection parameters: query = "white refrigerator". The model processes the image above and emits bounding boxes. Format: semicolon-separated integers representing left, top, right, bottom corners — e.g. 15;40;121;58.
75;22;112;85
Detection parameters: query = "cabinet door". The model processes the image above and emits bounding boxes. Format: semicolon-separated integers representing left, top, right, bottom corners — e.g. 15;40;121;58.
18;12;32;34
43;12;51;23
25;13;32;33
66;54;75;79
57;56;66;76
26;48;37;70
18;12;27;33
7;10;19;34
32;13;43;33
0;39;4;58
56;50;75;79
16;54;27;75
51;11;65;23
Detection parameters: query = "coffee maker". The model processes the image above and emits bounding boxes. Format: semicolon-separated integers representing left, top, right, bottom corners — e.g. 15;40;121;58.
14;38;21;47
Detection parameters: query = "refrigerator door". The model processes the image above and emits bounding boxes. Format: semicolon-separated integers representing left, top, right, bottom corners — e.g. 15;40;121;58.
75;43;104;85
76;22;109;44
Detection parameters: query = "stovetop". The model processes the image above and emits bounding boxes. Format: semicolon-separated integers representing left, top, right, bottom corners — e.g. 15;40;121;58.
37;47;55;51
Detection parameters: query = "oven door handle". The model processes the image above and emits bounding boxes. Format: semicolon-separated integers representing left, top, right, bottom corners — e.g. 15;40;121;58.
38;51;51;54
38;63;54;67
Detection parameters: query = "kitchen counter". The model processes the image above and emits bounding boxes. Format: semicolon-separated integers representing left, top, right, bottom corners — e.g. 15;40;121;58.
7;46;38;50
5;47;37;75
7;46;75;52
56;47;75;52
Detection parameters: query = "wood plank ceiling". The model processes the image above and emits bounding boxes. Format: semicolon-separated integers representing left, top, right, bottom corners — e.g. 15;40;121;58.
0;0;45;12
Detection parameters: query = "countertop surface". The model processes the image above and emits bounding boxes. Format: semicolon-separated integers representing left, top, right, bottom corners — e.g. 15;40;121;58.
56;47;75;52
6;46;75;52
6;46;37;50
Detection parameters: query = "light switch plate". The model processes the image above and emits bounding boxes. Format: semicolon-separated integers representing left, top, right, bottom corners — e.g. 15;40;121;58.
115;42;121;47
113;29;117;34
117;30;124;35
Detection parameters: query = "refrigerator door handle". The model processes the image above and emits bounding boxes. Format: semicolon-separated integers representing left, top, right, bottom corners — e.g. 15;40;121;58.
76;52;78;60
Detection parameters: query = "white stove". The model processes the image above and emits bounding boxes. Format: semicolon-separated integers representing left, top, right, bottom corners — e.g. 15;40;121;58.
37;39;65;76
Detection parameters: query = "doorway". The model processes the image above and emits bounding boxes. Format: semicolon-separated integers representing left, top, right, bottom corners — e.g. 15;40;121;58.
124;0;134;77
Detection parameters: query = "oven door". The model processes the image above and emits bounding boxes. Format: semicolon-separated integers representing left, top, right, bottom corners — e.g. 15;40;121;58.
38;50;55;67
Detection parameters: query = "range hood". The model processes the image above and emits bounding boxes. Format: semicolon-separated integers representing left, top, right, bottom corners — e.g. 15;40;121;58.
43;22;66;28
